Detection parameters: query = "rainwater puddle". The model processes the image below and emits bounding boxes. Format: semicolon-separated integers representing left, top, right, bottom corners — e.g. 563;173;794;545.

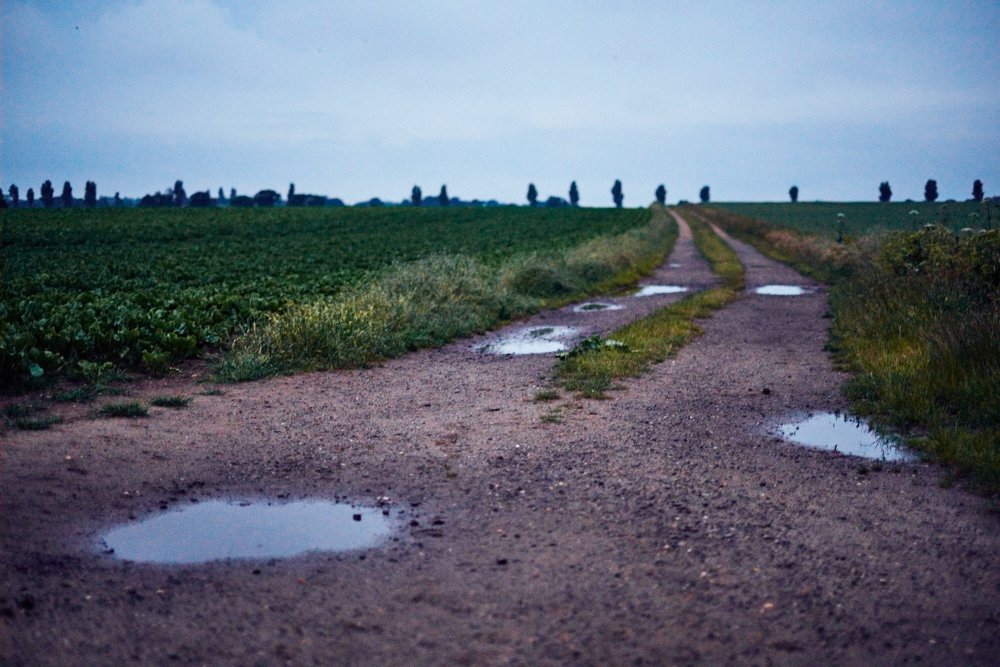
755;285;809;296
100;500;394;564
634;285;688;297
778;413;917;462
480;326;576;355
572;302;624;313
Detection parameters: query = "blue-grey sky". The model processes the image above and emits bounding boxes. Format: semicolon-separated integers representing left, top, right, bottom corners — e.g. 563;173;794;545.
3;0;998;204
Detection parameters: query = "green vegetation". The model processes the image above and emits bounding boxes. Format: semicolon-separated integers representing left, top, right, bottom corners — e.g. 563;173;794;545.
554;212;744;397
149;395;192;408
219;213;676;380
2;402;62;430
707;205;1000;493
98;400;149;418
533;390;561;402
2;206;651;390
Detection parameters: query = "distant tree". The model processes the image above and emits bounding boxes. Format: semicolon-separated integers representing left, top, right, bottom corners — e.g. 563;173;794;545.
26;188;35;208
699;185;710;203
114;192;121;207
288;183;295;203
789;185;799;203
0;194;5;209
84;181;97;208
527;183;538;207
41;180;55;208
611;180;623;208
569;181;579;207
439;185;449;206
411;185;422;206
61;181;73;208
972;179;984;202
545;196;569;208
230;187;237;200
878;181;892;202
189;191;214;208
230;195;254;208
253;189;280;207
655;184;666;206
924;179;938;203
173;180;187;207
218;187;226;204
9;184;19;208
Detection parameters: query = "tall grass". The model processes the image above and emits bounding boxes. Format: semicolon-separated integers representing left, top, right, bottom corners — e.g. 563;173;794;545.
708;206;1000;492
554;212;744;397
217;212;677;381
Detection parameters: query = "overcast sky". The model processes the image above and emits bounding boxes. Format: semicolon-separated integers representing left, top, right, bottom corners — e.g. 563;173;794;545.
3;0;998;205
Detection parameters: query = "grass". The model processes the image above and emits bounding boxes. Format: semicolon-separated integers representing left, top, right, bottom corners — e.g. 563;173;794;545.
553;210;744;397
2;402;63;430
149;395;192;408
217;211;678;381
706;205;1000;493
98;400;149;418
533;390;561;402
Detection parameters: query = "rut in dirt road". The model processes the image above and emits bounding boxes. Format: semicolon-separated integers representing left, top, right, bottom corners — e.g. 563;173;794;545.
2;210;998;666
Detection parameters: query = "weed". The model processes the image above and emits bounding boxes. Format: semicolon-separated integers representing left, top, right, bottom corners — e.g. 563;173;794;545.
9;416;63;431
98;401;149;418
533;390;561;402
199;388;224;396
150;396;192;408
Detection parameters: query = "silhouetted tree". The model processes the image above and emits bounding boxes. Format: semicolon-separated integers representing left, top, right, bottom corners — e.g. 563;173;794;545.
61;181;73;208
218;187;226;204
569;181;579;207
230;188;237;200
189;191;214;207
878;181;892;202
253;190;280;207
527;183;538;207
655;184;666;206
173;180;187;207
84;181;97;208
439;185;449;206
972;179;984;202
41;180;54;208
9;184;19;208
114;192;121;207
0;193;5;209
789;185;799;203
26;188;35;208
545;196;569;207
230;195;254;208
924;179;938;203
411;185;422;206
288;183;295;203
699;185;710;203
611;180;623;208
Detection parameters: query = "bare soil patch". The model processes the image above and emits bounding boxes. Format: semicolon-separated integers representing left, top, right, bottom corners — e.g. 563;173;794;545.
3;213;998;665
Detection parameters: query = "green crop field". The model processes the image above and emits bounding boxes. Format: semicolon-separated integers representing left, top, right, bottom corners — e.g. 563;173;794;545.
1;206;651;389
713;201;992;238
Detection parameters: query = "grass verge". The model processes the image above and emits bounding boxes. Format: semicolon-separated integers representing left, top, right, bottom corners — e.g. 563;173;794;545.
217;212;678;381
553;211;744;397
706;207;1000;493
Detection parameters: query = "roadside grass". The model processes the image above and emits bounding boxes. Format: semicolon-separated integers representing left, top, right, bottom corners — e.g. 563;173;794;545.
554;212;744;397
2;402;63;431
150;396;192;408
217;212;678;381
98;400;149;418
707;206;1000;493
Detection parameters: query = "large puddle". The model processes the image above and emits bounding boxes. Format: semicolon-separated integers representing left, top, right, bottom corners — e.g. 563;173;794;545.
480;326;576;355
634;285;688;297
572;302;624;313
755;285;809;296
778;413;917;462
100;500;394;564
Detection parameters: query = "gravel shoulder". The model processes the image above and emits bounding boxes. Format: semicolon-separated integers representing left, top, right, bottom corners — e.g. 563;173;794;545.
3;211;998;666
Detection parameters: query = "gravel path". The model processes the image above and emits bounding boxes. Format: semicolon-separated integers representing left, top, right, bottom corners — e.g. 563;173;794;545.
3;210;998;666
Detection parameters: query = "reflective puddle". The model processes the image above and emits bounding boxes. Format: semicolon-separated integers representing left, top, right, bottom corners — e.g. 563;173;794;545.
634;285;688;297
480;326;576;355
572;302;624;313
100;500;394;564
755;285;808;296
778;413;916;461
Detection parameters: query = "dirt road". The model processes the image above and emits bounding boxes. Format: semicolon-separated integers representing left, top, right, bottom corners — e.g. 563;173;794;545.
3;211;998;665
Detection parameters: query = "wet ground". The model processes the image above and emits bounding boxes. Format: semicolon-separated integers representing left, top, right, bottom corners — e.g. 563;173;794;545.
3;208;998;666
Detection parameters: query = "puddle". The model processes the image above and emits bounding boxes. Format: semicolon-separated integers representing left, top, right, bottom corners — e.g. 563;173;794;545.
480;326;576;355
755;285;809;296
100;500;394;564
669;263;683;268
572;302;624;313
634;285;688;297
777;413;917;462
